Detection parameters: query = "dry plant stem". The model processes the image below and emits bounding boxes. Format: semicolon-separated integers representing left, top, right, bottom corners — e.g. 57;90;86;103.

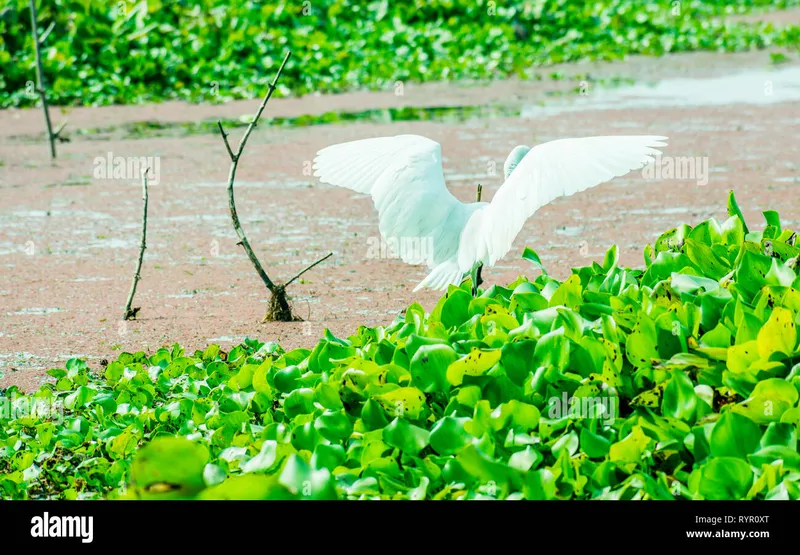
285;252;333;287
217;52;293;293
29;0;64;159
124;170;149;320
217;50;332;321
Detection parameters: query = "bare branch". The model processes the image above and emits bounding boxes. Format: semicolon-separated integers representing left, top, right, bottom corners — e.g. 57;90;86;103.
38;20;55;44
284;252;333;288
217;50;331;321
123;169;150;320
232;51;291;160
29;0;61;159
52;120;68;139
217;121;236;162
217;51;292;295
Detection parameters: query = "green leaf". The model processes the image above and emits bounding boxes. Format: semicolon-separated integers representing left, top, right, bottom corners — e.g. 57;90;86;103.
609;425;650;472
64;386;96;410
501;340;537;386
508;446;543;472
580;428;612;458
763;210;781;232
284;388;316;419
274;365;302;393
757;307;797;359
278;455;338;500
626;314;659;368
373;387;428;420
661;371;698;423
759;422;797;450
522;247;547;275
699;457;754;500
684;238;730;280
446;347;501;386
410;344;457;392
457;444;517;486
130;437;209;499
252;361;273;395
315;382;344;410
202;464;227;487
710;412;761;459
360;399;391;431
732;378;799;424
197;475;287;500
314;409;354;441
228;364;256;391
727;190;749;235
240;440;279;474
431;287;472;329
382;417;430;455
429;415;472;456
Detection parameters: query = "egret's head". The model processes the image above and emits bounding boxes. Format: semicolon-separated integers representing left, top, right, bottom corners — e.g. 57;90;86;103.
503;145;530;180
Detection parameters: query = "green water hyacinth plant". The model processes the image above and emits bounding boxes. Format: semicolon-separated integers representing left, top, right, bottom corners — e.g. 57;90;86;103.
2;191;800;500
3;0;800;108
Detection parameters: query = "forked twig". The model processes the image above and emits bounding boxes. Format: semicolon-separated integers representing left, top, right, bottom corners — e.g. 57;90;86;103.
285;252;333;288
216;50;331;321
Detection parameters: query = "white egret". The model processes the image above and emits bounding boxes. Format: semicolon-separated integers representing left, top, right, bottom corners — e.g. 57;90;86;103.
312;134;667;295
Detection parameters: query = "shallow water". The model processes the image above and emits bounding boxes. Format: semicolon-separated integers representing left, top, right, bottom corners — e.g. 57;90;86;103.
8;308;63;316
192;180;312;189
521;66;800;117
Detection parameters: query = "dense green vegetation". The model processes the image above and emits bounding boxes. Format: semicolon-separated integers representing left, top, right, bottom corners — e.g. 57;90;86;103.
2;0;800;108
2;192;800;500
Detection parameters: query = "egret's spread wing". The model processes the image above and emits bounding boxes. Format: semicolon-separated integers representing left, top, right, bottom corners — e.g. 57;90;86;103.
313;135;466;267
458;135;668;271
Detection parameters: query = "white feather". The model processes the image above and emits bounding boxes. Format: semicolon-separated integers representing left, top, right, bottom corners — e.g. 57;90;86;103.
312;134;668;291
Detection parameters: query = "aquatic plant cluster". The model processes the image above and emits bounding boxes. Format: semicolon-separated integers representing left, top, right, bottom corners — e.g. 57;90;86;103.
2;193;799;500
2;0;800;108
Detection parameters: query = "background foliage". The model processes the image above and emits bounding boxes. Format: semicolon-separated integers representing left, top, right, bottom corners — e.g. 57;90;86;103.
2;0;800;108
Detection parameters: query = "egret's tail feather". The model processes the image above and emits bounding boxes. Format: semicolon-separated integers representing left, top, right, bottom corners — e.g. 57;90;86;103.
413;259;464;292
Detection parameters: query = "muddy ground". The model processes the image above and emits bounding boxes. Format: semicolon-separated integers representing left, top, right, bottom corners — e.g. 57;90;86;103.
2;17;800;391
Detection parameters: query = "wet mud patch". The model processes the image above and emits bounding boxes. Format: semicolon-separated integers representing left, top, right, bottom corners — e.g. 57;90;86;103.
1;48;799;391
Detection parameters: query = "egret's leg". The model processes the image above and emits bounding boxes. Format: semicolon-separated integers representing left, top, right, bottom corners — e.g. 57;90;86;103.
470;263;484;297
469;266;477;296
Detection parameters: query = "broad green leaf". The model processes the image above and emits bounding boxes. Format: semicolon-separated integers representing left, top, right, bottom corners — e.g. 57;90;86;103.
411;344;457;392
710;412;761;459
130;437;209;499
383;418;430;455
699;457;753;500
314;409;354;441
373;387;427;420
446;347;502;386
240;440;280;474
197;475;288;500
661;371;698;423
732;378;799;424
626;314;659;368
757;307;797;359
727;190;749;235
609;425;650;472
522;247;547;275
429;415;472;456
